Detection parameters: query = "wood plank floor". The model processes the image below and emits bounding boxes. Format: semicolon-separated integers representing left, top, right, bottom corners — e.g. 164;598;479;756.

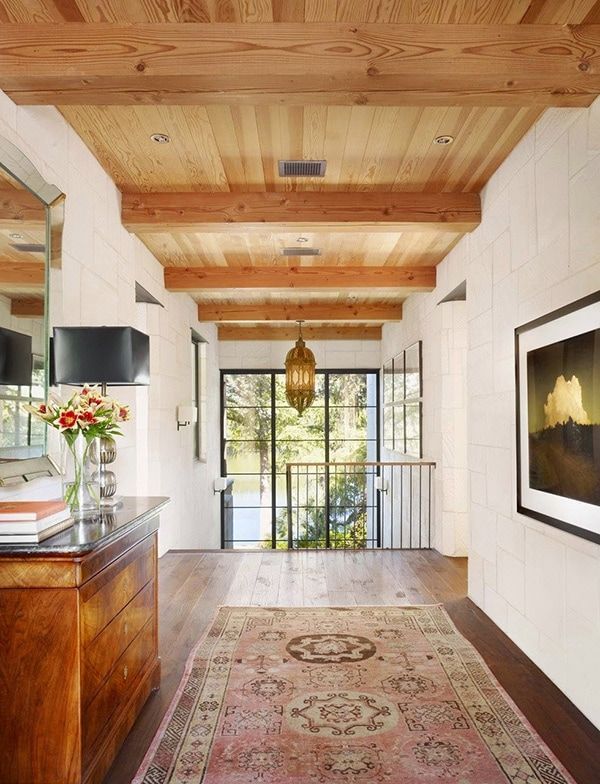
103;550;600;784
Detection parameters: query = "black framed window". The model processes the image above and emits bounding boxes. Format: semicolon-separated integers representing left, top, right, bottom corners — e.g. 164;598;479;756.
191;332;207;462
221;369;379;549
383;340;422;458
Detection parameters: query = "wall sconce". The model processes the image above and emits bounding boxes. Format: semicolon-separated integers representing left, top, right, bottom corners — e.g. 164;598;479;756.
214;477;229;494
176;404;196;431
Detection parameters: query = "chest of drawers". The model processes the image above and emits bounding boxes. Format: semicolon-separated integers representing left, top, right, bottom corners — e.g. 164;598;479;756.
0;497;167;784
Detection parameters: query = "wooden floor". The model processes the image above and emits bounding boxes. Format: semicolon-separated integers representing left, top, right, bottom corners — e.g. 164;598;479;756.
104;550;600;784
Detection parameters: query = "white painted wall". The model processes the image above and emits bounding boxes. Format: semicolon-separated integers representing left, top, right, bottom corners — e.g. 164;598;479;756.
0;92;222;552
383;100;600;729
219;338;381;370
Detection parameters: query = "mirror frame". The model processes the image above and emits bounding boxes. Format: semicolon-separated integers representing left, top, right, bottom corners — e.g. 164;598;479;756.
0;134;65;481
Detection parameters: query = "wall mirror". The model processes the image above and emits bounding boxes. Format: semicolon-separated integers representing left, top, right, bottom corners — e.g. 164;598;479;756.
0;135;64;474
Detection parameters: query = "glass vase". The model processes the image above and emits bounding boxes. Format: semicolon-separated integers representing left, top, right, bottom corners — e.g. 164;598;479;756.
60;434;100;517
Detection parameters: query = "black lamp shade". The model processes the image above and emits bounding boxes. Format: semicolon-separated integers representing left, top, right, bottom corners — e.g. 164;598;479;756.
53;326;150;386
0;327;33;386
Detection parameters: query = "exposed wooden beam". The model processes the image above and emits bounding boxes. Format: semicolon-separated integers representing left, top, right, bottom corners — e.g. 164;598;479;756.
1;24;600;106
123;192;480;234
10;297;44;317
0;189;45;229
166;266;435;292
218;325;382;341
199;301;402;322
0;261;45;288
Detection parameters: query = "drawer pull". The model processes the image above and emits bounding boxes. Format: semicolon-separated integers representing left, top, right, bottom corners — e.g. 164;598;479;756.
123;665;129;681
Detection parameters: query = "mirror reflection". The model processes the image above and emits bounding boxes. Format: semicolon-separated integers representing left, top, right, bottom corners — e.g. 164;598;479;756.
0;166;47;460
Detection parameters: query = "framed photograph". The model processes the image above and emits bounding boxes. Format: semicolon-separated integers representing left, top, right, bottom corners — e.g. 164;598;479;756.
515;291;600;544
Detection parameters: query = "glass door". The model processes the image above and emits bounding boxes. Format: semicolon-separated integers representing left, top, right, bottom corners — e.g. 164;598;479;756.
221;370;379;549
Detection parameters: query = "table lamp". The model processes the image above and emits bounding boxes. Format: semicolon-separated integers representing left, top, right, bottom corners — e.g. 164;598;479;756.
52;326;150;507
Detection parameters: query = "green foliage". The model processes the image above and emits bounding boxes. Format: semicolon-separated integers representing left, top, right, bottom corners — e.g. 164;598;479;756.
224;372;375;549
277;469;368;549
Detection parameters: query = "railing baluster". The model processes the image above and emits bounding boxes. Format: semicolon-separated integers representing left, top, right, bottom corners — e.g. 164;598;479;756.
287;464;293;549
285;460;435;551
419;465;422;549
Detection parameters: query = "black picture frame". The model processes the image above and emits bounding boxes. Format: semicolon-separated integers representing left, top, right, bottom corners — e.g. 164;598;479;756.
515;290;600;545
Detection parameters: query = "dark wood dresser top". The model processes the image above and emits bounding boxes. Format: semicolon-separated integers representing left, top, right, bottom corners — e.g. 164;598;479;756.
0;496;169;557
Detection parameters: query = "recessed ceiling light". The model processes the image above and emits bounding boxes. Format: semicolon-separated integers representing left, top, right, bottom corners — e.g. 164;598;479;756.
150;133;171;144
9;232;24;240
433;135;454;145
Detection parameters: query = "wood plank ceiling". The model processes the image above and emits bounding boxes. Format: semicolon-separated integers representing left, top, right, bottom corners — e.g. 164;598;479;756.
1;0;599;339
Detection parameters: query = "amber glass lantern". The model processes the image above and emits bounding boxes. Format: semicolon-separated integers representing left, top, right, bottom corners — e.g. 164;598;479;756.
285;321;316;415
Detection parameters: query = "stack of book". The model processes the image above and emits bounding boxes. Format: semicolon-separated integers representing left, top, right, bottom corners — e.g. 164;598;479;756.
0;500;73;544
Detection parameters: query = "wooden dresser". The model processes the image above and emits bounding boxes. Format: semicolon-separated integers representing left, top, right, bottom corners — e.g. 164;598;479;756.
0;496;169;784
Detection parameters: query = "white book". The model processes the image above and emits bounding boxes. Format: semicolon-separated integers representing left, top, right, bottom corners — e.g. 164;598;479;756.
0;508;73;534
0;517;74;543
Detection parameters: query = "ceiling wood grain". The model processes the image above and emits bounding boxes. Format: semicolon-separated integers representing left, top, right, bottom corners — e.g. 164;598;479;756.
165;265;436;291
122;191;481;233
218;324;382;340
198;301;402;322
2;24;600;106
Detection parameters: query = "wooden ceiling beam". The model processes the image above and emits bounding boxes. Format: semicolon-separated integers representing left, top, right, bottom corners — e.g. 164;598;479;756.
199;301;402;322
0;261;45;287
123;192;480;233
166;266;435;292
218;325;382;341
10;297;44;317
1;24;600;106
0;188;45;229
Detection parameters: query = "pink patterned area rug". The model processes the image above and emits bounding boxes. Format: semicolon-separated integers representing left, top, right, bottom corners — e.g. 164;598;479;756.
133;605;576;783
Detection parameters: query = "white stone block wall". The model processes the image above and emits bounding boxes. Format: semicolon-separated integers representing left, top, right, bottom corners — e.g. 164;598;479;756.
381;286;469;558
218;339;381;371
384;99;600;729
0;93;222;553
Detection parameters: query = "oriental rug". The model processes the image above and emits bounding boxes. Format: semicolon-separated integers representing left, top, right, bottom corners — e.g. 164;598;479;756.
133;605;575;784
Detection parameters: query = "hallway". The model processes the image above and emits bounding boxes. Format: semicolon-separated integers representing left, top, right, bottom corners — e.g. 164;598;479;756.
105;550;600;784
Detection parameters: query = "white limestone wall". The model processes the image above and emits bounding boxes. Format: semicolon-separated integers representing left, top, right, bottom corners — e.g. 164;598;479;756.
384;100;600;729
381;296;468;557
0;92;222;552
219;338;381;370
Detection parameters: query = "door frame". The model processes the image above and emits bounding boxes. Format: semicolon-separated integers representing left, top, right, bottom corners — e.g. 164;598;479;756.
220;368;381;549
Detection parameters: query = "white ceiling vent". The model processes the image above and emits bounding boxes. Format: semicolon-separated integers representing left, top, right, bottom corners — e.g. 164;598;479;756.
278;159;326;177
281;247;321;256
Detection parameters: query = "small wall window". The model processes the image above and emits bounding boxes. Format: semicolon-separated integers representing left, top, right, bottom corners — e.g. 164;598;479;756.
383;340;422;458
191;332;208;462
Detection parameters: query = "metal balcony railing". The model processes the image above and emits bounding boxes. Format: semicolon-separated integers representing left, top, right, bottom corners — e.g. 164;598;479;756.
285;461;436;550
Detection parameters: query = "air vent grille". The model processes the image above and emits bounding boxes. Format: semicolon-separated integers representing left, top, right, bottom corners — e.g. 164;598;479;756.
9;243;45;253
278;159;326;177
281;247;321;257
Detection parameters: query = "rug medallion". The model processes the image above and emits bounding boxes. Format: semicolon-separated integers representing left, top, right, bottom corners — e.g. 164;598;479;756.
133;605;576;783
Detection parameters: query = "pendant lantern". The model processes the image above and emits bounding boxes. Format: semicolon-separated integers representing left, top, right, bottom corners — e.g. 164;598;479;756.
285;321;316;416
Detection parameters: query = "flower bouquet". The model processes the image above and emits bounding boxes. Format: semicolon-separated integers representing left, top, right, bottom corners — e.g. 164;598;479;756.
24;386;130;516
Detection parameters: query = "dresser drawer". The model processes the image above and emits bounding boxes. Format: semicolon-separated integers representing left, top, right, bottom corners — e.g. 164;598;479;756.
82;616;156;762
82;579;155;706
80;536;155;647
